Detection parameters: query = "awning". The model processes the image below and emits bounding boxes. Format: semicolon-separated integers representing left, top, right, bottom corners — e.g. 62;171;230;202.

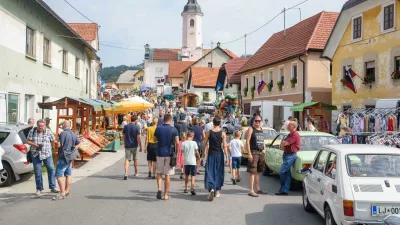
38;97;113;111
290;102;338;112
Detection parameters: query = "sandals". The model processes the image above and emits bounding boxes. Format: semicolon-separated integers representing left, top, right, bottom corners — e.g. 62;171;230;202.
183;189;188;193
156;190;162;200
256;190;267;195
208;190;214;201
52;194;66;201
248;191;259;197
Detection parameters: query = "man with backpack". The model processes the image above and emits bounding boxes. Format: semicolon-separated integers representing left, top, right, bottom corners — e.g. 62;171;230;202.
53;120;80;200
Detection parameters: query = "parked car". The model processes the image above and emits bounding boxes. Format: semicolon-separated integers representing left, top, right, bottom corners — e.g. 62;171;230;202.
264;132;340;183
185;107;199;118
198;102;216;114
384;215;400;225
221;118;236;134
302;145;400;225
240;127;279;164
0;125;34;187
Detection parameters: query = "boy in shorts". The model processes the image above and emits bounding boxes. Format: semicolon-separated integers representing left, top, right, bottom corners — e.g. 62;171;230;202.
180;131;200;195
228;131;244;185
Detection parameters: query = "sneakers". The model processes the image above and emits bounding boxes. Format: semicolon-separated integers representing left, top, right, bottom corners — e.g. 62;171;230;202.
35;190;44;196
52;194;66;201
50;189;59;193
124;175;128;180
232;179;237;185
191;189;196;196
215;192;221;198
148;172;152;178
134;174;139;177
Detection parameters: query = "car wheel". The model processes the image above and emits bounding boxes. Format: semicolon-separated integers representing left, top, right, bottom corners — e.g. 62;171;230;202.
263;164;272;176
0;163;15;187
302;184;314;212
325;205;337;225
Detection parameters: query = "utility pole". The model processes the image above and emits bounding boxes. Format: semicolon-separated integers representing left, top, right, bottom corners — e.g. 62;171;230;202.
244;34;247;58
283;7;286;38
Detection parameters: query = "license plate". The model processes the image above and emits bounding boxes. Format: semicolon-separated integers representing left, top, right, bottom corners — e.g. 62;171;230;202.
372;205;400;216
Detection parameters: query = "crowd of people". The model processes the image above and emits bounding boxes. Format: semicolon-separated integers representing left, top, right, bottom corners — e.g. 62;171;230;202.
121;107;302;201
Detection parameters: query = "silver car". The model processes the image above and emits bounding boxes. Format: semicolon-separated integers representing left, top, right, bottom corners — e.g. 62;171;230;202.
221;119;236;134
0;125;34;187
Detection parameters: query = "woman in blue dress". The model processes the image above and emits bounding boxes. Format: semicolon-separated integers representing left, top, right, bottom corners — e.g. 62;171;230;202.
202;116;228;201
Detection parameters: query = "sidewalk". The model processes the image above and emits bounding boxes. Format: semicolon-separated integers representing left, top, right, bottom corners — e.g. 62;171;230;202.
0;150;125;207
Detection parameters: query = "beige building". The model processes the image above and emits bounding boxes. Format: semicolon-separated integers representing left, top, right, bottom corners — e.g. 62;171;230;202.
236;11;338;130
116;70;144;90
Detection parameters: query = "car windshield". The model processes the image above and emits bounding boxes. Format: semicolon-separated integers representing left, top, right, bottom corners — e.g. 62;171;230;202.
347;154;400;177
273;135;339;151
264;130;277;140
186;107;198;112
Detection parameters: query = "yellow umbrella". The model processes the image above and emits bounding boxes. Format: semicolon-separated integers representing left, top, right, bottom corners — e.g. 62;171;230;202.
106;97;154;114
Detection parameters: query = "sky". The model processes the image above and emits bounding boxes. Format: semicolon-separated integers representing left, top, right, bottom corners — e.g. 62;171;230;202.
44;0;347;67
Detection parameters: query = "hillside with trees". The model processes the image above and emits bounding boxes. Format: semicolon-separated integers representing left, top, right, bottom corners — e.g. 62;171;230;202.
100;64;143;83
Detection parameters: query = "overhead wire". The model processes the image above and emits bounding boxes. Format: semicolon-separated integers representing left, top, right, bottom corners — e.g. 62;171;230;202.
63;0;99;25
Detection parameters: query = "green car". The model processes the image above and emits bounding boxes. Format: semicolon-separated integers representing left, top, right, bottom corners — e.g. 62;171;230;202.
264;132;340;182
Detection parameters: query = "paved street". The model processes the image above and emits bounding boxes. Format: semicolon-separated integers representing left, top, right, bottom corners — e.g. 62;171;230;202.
0;152;324;225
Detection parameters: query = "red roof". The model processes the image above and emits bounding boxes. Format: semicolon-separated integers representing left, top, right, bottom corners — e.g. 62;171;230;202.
168;61;195;78
68;23;98;43
191;67;220;87
237;11;339;75
225;58;249;84
153;48;180;61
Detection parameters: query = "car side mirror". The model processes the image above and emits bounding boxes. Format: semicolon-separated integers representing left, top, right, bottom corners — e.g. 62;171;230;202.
297;168;312;176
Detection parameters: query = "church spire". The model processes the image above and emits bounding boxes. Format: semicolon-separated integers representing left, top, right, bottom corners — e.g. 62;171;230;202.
182;0;203;15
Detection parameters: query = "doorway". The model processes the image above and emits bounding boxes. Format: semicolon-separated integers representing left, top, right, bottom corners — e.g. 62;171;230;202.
273;106;284;131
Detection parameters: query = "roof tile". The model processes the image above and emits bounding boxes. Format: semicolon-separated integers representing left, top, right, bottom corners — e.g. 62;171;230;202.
191;67;220;87
153;48;180;61
116;70;139;84
168;61;195;78
237;11;338;75
68;23;98;42
225;58;249;84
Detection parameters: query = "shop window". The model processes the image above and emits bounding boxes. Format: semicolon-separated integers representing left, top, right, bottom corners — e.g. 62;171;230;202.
352;16;362;40
8;94;19;124
365;61;376;82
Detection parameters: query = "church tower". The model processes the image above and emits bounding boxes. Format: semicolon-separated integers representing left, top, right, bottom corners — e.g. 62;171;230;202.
181;0;203;61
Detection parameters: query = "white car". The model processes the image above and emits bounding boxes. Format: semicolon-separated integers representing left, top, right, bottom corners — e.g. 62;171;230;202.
302;145;400;225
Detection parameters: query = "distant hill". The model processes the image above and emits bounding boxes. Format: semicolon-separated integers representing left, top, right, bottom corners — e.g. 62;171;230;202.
100;64;144;83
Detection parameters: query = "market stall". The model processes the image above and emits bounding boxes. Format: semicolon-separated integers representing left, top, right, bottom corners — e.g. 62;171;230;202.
290;101;338;131
38;97;114;165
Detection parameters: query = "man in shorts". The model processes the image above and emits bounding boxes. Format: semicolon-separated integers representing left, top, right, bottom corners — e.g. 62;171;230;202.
245;115;266;197
123;115;142;180
154;114;179;200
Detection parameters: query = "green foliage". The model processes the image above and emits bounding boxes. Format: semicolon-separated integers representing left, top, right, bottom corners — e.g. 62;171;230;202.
267;82;273;92
250;86;255;99
100;64;144;83
243;87;248;97
277;81;284;91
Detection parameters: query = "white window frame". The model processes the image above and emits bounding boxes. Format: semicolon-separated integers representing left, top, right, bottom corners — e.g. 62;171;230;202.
279;65;285;87
26;26;36;58
351;13;363;42
62;50;68;73
381;0;396;34
75;58;80;79
291;62;298;87
268;68;273;84
43;37;51;65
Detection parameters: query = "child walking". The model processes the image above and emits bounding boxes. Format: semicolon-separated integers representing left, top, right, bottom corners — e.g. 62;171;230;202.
177;132;187;179
228;131;244;185
180;131;200;195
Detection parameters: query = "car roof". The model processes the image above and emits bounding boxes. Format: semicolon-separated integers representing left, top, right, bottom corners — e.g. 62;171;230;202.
323;144;400;154
280;131;336;137
0;125;30;132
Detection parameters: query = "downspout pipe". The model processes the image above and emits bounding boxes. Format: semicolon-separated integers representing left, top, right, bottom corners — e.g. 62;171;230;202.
298;54;306;103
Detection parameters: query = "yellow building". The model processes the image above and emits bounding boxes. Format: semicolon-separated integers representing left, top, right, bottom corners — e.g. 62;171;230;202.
116;69;144;90
323;0;400;111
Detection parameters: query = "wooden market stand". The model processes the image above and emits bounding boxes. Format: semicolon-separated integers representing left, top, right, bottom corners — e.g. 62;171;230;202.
38;97;113;166
290;101;338;129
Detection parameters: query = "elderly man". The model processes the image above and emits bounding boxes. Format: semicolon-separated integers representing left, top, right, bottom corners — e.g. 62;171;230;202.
44;117;52;132
53;120;80;200
28;118;35;127
276;120;301;196
27;119;58;196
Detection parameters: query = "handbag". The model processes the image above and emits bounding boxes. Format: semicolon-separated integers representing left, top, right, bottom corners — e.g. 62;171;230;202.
27;127;37;163
169;127;177;167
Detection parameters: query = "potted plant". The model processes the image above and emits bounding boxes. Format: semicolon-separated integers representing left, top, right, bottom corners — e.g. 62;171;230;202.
250;86;255;99
362;75;375;89
267;82;273;92
290;77;297;88
243;87;248;97
391;71;400;80
340;78;347;86
277;81;284;91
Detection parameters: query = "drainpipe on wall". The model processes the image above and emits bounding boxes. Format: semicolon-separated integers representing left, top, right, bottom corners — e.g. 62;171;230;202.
298;54;306;103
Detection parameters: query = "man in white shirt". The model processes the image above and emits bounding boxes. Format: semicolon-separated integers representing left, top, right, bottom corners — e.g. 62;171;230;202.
284;116;293;132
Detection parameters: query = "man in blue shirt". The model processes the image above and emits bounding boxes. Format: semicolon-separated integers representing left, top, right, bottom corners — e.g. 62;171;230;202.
154;114;179;200
123;115;142;180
